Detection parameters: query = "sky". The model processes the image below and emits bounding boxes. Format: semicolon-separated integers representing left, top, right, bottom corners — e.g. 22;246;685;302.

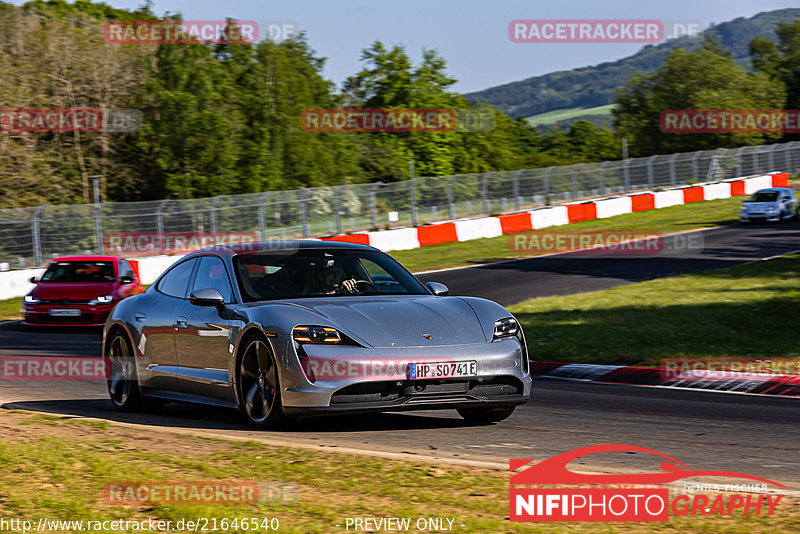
11;0;799;94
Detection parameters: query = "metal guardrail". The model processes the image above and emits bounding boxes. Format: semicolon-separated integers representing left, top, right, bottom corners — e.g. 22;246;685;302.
1;141;798;268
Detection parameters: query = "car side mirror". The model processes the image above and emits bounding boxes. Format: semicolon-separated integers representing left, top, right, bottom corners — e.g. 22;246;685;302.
426;282;449;296
29;276;38;283
189;288;225;309
119;275;134;285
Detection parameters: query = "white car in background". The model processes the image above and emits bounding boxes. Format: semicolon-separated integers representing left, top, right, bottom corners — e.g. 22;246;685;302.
739;187;799;223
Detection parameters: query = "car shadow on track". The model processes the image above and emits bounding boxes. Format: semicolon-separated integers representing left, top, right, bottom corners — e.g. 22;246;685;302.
2;399;472;433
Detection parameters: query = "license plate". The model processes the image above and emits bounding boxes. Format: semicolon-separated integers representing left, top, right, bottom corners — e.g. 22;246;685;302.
409;361;477;380
49;309;80;317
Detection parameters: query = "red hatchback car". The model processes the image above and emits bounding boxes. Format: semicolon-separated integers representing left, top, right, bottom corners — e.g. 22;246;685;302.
22;255;144;327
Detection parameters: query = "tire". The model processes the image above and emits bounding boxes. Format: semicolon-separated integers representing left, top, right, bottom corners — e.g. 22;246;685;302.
106;330;152;412
237;335;286;429
457;406;516;425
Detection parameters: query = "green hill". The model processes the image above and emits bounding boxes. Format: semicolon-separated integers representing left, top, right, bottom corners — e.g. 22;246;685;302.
466;9;800;119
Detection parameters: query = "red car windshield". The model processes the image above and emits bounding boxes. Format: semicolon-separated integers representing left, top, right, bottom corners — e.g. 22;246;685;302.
41;261;115;283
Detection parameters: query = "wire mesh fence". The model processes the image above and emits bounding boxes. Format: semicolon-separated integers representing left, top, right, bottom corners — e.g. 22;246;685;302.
1;141;798;268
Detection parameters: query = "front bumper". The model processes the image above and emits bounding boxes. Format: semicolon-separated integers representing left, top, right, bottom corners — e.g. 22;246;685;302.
22;304;113;326
273;336;532;414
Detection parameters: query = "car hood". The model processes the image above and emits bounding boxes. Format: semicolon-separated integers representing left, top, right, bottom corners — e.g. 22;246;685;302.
261;296;488;347
32;282;115;300
743;201;778;208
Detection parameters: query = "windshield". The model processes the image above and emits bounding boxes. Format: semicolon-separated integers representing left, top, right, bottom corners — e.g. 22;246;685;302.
41;261;115;283
747;191;779;202
234;249;428;301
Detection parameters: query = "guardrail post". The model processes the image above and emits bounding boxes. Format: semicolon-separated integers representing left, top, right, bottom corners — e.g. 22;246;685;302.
447;176;457;220
31;205;46;266
734;148;741;177
512;170;522;211
785;144;792;173
258;192;271;240
481;172;492;215
299;190;309;238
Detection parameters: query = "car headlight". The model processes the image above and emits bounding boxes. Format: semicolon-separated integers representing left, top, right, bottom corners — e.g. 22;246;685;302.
493;317;519;339
24;295;40;305
88;294;113;306
293;325;342;344
768;205;778;213
739;206;748;211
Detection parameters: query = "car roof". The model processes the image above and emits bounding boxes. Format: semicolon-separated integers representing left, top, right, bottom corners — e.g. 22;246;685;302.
754;188;790;193
50;255;121;262
191;239;378;256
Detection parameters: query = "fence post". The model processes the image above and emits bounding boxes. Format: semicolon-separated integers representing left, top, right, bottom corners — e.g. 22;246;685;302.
95;203;104;254
785;144;792;173
156;200;168;254
369;183;380;229
31;205;46;266
543;166;552;204
258;192;271;240
447;176;457;220
410;178;418;227
209;196;221;234
334;186;344;235
647;156;656;189
599;162;607;194
481;172;492;215
300;189;309;238
623;159;631;192
734;147;741;178
768;144;777;171
692;152;702;182
752;148;758;174
512;170;522;211
571;165;579;199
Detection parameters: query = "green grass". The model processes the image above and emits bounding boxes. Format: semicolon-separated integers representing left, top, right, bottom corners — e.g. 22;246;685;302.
509;253;800;367
0;296;21;321
1;409;798;533
394;196;743;272
525;104;616;127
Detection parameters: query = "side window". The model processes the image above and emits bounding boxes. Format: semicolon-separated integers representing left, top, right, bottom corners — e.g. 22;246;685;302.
157;259;197;299
192;256;234;303
119;259;134;279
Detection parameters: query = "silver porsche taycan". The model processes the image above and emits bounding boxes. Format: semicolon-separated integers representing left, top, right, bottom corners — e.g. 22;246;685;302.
102;241;531;428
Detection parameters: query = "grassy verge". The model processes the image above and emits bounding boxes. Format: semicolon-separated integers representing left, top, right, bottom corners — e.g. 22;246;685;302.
510;253;800;366
393;196;742;272
1;409;798;533
0;296;21;321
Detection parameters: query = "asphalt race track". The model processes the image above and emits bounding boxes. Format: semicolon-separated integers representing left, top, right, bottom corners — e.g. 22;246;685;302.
2;220;800;487
417;220;800;306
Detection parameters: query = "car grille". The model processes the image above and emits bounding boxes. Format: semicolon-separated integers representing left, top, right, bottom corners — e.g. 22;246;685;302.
38;298;90;305
330;377;524;404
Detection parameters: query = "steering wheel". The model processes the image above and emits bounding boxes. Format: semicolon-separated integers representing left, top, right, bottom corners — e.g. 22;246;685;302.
354;279;377;291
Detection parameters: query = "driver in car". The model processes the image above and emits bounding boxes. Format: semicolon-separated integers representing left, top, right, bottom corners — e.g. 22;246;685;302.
317;263;358;294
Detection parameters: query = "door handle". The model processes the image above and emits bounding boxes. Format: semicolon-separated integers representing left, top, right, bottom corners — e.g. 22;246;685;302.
176;316;189;329
134;312;146;322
